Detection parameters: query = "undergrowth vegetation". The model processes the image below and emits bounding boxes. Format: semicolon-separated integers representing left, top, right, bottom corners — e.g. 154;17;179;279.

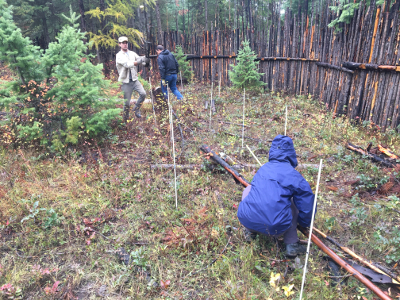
1;81;400;299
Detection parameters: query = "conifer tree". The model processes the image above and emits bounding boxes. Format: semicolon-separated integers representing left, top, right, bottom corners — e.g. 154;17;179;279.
0;1;121;152
229;40;265;91
0;0;44;88
173;45;193;83
85;0;144;51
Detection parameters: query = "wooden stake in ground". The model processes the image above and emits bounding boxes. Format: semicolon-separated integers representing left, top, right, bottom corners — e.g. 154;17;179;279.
299;159;323;300
209;82;213;130
284;105;287;136
246;145;262;166
242;88;246;148
167;89;178;209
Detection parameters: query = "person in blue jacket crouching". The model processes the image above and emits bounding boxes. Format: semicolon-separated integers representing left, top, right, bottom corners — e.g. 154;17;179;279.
237;135;315;257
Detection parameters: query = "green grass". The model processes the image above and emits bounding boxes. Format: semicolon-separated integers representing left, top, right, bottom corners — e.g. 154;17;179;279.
1;83;400;299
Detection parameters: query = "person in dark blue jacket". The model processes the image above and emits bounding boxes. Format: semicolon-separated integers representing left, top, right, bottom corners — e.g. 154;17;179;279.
156;45;183;100
237;135;315;257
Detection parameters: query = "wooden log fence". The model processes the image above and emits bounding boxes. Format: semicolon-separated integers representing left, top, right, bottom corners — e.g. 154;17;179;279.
141;0;400;130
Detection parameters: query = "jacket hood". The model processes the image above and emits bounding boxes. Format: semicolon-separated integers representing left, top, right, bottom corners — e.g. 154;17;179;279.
268;135;298;168
160;49;170;55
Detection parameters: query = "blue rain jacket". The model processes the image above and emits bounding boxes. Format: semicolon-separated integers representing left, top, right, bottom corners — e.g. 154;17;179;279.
237;135;315;236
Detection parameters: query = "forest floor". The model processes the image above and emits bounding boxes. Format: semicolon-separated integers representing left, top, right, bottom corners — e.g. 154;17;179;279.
1;80;400;299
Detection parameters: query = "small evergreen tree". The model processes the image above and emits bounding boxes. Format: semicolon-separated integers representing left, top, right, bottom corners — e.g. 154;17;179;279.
173;45;193;83
229;40;265;91
0;1;121;153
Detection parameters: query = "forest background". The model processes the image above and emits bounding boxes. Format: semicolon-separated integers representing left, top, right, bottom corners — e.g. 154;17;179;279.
10;0;361;66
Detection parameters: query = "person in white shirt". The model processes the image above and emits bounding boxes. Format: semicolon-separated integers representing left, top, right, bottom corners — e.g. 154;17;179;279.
116;36;149;121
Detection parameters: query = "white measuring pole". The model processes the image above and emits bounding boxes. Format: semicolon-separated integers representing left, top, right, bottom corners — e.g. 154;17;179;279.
246;145;262;166
242;88;246;148
209;82;213;130
284;105;288;136
180;71;184;93
167;89;178;209
299;159;323;300
219;75;221;98
149;78;157;126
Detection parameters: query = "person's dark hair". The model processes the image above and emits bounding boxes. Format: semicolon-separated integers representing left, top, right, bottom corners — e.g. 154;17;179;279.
156;45;164;51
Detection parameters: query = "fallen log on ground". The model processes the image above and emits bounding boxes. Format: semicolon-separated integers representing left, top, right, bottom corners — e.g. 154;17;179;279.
150;164;202;170
377;144;400;160
313;227;400;285
298;226;392;300
217;120;252;128
230;163;323;171
346;142;395;167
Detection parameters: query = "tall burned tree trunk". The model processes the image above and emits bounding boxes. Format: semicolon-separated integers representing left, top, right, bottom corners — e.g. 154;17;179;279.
182;0;185;32
78;0;87;32
100;0;105;27
144;4;149;40
247;0;253;45
41;14;50;49
205;0;208;30
155;0;163;44
234;0;238;28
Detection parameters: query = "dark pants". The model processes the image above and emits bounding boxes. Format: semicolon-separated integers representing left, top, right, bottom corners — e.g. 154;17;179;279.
242;185;299;244
161;74;183;100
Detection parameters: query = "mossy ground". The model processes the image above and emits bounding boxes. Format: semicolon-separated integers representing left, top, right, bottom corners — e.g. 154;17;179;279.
1;82;400;299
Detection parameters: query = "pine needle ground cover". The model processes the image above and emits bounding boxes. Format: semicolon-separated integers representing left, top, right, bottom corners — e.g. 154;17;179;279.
1;83;400;299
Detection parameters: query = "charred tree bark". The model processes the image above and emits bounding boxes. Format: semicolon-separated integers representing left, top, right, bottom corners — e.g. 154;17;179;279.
40;14;50;49
155;0;163;44
78;0;87;32
205;0;208;31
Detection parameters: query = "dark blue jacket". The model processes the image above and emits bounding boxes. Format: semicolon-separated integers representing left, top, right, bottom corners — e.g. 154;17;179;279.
157;50;179;79
237;135;315;236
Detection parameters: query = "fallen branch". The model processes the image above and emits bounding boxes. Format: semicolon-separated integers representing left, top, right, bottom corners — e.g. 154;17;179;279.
230;163;323;171
150;164;202;170
313;227;399;285
221;131;272;143
218;120;252;128
199;145;250;186
298;226;392;300
346;142;395;167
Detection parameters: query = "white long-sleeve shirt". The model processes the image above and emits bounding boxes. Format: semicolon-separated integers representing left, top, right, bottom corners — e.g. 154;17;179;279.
115;50;144;83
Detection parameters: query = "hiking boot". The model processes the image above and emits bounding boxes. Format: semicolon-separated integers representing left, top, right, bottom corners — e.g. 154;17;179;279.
285;242;307;257
133;104;142;118
134;109;142;118
244;228;258;243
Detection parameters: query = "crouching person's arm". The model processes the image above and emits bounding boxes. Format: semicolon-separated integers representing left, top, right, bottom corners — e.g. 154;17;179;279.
293;179;316;228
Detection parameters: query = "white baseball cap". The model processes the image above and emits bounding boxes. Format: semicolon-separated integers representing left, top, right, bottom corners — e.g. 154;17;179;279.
118;36;128;43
